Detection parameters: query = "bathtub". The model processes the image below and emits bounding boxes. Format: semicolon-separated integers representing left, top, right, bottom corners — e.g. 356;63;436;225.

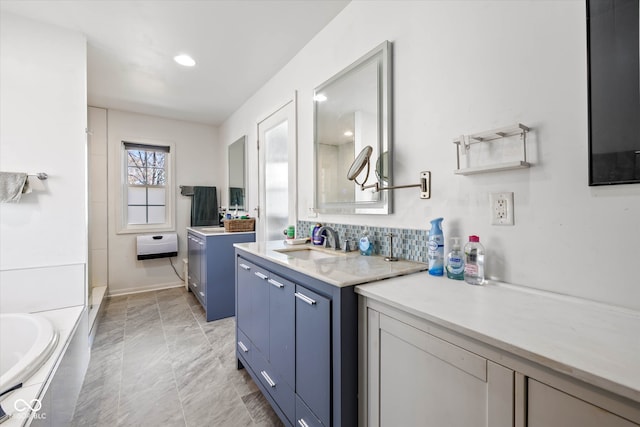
0;313;59;396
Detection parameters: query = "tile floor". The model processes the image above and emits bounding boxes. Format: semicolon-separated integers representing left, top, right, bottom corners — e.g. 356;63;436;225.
70;287;284;427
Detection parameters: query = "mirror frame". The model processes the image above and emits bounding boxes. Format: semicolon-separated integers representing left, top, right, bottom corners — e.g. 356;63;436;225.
313;40;393;215
228;135;246;211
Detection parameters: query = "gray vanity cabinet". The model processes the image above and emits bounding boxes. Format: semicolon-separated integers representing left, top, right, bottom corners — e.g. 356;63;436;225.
187;230;255;322
295;285;331;427
236;249;358;427
269;275;296;389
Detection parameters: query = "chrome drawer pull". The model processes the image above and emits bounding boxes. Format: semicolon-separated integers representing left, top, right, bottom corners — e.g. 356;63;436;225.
268;278;284;288
260;370;276;388
237;341;248;353
199;291;204;297
297;419;310;427
295;292;316;305
239;263;251;271
254;272;268;280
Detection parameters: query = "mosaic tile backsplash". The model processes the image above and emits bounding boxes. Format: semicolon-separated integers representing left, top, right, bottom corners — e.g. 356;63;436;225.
298;220;430;263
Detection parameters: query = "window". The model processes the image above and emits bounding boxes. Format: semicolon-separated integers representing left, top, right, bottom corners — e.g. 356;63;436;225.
119;140;174;233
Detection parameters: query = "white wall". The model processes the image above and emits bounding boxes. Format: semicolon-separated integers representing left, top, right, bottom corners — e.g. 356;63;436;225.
219;0;640;310
0;12;87;312
106;109;219;295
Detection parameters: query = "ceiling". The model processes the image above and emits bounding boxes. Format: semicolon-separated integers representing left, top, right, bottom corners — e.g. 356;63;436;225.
0;0;350;125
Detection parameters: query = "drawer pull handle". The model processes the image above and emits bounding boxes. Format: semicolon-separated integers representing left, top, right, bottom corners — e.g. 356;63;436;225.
237;341;249;353
192;282;198;288
199;291;204;297
239;263;251;271
295;292;316;305
297;420;310;427
268;278;284;288
260;370;276;388
254;272;268;280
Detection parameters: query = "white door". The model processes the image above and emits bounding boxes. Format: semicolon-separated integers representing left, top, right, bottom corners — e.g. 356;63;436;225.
257;97;297;241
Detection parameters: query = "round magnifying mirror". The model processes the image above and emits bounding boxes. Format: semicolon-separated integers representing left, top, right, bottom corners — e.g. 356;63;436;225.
347;145;373;182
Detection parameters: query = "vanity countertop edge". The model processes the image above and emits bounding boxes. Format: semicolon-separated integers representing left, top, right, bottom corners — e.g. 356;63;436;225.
355;272;640;405
234;240;427;288
188;226;255;237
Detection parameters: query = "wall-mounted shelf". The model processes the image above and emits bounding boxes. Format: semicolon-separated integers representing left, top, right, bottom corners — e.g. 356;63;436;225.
453;123;531;175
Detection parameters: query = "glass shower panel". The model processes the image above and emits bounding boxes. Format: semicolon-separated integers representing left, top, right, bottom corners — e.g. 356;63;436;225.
264;120;289;241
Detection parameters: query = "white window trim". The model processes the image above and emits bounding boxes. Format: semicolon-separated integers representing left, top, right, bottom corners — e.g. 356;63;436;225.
116;138;176;234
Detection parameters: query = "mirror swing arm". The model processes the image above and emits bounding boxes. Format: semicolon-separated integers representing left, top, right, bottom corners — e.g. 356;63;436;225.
347;145;431;199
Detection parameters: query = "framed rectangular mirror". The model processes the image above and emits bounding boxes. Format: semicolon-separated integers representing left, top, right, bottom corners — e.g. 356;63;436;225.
228;136;246;210
314;41;392;214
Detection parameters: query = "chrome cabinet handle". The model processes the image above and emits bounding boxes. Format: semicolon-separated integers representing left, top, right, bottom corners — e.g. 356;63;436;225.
192;282;198;288
237;341;248;353
260;370;276;388
295;292;316;305
254;272;268;280
297;419;310;427
268;278;284;288
239;263;251;271
199;291;204;297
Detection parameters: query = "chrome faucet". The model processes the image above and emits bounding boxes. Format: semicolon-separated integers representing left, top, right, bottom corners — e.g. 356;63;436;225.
317;226;340;250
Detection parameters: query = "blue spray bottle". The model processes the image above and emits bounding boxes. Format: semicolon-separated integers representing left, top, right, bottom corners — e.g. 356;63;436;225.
428;217;444;276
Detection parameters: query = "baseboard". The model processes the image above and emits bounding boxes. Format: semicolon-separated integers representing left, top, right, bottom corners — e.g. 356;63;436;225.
107;281;184;297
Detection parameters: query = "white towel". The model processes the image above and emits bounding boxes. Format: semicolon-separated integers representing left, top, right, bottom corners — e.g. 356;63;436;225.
0;172;31;203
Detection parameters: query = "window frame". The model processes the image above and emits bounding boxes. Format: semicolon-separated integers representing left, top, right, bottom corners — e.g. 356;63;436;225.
117;139;175;234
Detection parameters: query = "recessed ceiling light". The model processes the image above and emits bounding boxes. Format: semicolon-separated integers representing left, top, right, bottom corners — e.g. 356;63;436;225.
313;94;327;102
344;130;354;137
174;54;196;67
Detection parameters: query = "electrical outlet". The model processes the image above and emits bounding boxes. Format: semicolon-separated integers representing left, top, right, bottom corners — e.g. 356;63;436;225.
490;192;514;225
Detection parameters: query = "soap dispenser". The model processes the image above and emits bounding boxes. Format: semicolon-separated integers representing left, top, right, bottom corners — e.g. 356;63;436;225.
446;237;464;280
359;230;373;256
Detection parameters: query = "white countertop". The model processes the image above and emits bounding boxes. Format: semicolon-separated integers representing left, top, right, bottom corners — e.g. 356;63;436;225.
356;273;640;404
234;240;428;288
187;226;255;237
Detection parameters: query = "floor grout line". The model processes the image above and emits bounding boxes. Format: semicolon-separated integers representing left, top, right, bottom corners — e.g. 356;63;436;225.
157;290;190;427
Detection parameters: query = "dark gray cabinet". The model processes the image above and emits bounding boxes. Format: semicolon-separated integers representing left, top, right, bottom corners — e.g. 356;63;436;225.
187;230;255;321
235;249;358;427
295;285;331;427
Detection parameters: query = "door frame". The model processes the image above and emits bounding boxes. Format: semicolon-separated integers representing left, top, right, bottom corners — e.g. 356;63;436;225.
256;92;298;242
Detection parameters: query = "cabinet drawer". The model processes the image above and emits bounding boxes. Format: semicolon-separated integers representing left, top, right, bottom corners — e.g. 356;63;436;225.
295;395;325;427
236;328;252;364
253;352;295;424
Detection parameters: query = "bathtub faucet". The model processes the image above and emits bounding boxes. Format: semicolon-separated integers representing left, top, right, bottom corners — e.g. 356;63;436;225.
0;382;23;424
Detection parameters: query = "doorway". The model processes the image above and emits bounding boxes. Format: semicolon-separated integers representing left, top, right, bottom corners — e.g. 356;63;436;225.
257;96;297;241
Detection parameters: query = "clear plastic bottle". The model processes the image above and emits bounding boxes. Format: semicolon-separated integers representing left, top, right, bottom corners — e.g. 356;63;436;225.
446;237;464;280
359;230;373;256
463;235;485;285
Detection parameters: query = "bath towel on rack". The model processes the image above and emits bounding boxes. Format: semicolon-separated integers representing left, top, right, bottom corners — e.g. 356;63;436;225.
0;172;31;203
191;186;218;226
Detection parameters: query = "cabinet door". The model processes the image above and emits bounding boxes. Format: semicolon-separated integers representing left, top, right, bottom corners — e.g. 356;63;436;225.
236;260;254;337
295;285;331;426
250;265;270;355
188;234;202;294
268;274;295;388
527;379;637;427
369;310;514;427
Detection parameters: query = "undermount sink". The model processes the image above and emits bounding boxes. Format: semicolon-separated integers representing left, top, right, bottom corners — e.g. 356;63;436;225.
275;246;346;261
